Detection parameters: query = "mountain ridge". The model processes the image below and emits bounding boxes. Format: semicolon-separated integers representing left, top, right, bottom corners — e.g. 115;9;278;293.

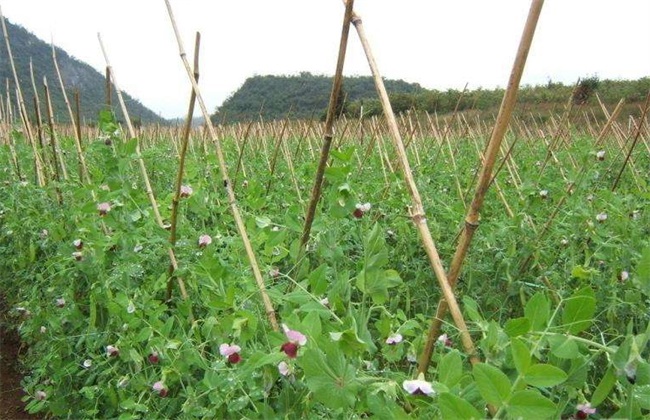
0;19;166;125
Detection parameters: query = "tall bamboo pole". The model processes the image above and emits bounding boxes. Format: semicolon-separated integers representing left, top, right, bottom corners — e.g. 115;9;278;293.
167;32;201;301
52;41;91;184
164;0;278;330
418;0;545;374
349;6;479;364
298;0;355;253
1;6;46;186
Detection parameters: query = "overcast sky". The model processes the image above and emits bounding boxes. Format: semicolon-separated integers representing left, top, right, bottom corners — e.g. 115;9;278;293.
2;1;649;119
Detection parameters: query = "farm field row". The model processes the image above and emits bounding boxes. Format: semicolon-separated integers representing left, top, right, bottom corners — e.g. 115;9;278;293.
1;111;649;418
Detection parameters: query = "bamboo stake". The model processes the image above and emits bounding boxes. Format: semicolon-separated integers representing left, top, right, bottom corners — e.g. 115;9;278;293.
29;60;46;154
164;0;277;330
42;77;69;181
418;0;545;375
167;32;201;301
1;7;46;186
299;0;355;252
612;91;650;192
349;7;479;365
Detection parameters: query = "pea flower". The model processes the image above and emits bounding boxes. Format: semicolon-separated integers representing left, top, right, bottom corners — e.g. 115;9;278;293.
596;212;607;222
219;343;242;364
73;239;83;250
97;202;111;216
386;333;403;345
40;326;47;334
280;324;307;358
198;234;212;248
35;390;47;401
55;298;66;308
403;374;435;396
180;185;193;198
106;345;119;357
539;190;549;199
353;202;372;218
83;359;92;368
576;402;596;419
437;333;452;347
596;150;605;161
618;271;629;282
152;381;168;397
278;361;292;376
148;351;160;364
72;251;83;261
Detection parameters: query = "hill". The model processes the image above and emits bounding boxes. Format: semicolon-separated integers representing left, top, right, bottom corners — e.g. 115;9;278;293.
212;72;649;124
0;19;166;125
211;72;425;123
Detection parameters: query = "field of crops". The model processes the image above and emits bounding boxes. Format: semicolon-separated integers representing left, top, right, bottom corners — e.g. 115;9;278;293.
1;102;649;418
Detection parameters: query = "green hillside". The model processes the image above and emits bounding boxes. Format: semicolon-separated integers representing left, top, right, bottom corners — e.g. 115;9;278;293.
0;19;166;125
211;72;425;123
212;72;649;124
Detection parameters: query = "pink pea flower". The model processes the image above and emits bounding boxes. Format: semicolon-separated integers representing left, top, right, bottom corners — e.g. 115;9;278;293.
386;333;403;345
198;234;212;248
280;324;307;358
278;361;292;376
403;375;435;396
97;202;111;216
106;345;119;357
152;381;168;397
596;212;607;222
219;343;242;364
148;351;159;364
35;390;47;401
180;185;193;198
437;333;452;347
353;202;372;218
576;402;596;419
73;239;83;250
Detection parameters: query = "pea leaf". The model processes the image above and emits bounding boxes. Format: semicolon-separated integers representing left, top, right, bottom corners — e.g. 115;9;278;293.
438;393;484;420
473;363;511;407
562;286;596;334
508;390;556;419
524;364;567;387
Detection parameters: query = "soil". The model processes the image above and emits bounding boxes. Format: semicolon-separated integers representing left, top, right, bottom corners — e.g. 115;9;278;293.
0;299;42;420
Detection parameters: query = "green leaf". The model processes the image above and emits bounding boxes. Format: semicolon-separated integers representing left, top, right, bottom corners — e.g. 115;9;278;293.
438;393;484;420
308;264;329;296
504;317;531;337
633;385;650;410
524;292;550;331
591;366;616;406
524;364;567;387
562;286;596;334
571;265;594;280
300;346;360;410
547;334;579;359
508;389;556;419
473;363;511;407
463;296;483;323
510;338;531;375
255;215;272;229
439;351;463;388
635;246;650;296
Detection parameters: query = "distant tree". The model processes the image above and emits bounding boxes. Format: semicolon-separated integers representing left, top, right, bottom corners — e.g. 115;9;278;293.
572;76;600;105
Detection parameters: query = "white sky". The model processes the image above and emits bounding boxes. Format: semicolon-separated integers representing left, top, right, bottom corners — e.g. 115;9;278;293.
1;1;649;119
